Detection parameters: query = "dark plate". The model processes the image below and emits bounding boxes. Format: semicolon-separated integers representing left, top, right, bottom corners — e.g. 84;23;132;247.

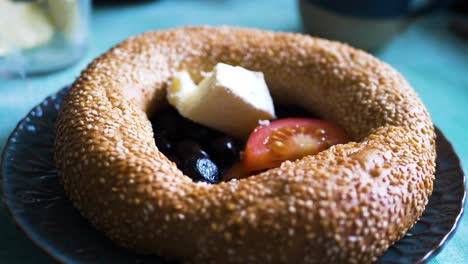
1;87;465;264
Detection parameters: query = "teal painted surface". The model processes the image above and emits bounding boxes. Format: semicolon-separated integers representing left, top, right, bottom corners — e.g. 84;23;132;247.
0;0;466;263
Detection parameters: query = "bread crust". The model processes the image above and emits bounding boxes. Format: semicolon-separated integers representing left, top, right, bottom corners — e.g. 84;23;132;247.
55;26;436;264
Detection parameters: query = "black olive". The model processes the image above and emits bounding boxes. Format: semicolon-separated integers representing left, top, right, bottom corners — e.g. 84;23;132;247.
176;139;208;160
154;134;172;154
180;119;220;142
208;136;238;167
183;157;219;183
151;108;182;139
166;155;182;169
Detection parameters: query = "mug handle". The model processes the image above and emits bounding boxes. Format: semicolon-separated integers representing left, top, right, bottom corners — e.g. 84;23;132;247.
409;0;455;17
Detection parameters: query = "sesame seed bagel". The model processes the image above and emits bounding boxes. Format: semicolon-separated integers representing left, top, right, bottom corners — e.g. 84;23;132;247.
55;26;436;263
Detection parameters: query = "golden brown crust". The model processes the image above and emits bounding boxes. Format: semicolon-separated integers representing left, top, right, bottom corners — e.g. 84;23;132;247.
55;26;436;263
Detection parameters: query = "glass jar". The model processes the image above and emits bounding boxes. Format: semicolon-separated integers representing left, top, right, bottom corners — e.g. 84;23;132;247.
0;0;90;76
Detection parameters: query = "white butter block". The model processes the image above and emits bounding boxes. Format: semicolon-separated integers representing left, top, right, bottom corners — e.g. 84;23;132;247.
167;63;276;138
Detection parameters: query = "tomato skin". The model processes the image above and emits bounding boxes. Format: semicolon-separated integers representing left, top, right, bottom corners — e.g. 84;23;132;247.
242;118;349;172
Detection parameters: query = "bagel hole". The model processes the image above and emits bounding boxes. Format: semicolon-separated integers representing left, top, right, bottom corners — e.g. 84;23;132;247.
149;104;325;184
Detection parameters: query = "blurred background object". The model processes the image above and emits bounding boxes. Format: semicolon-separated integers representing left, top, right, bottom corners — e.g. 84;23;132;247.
0;0;90;76
450;0;468;39
93;0;156;5
299;0;456;51
451;0;468;12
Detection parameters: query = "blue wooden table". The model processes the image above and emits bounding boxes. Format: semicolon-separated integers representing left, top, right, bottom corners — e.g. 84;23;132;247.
1;0;467;263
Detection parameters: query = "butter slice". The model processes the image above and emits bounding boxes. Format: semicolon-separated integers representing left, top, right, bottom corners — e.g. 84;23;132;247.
167;63;276;138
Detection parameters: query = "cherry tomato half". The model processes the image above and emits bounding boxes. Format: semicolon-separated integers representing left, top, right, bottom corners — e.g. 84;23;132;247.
242;118;350;172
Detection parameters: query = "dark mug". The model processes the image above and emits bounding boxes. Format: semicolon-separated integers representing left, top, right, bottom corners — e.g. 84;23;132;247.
299;0;454;51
